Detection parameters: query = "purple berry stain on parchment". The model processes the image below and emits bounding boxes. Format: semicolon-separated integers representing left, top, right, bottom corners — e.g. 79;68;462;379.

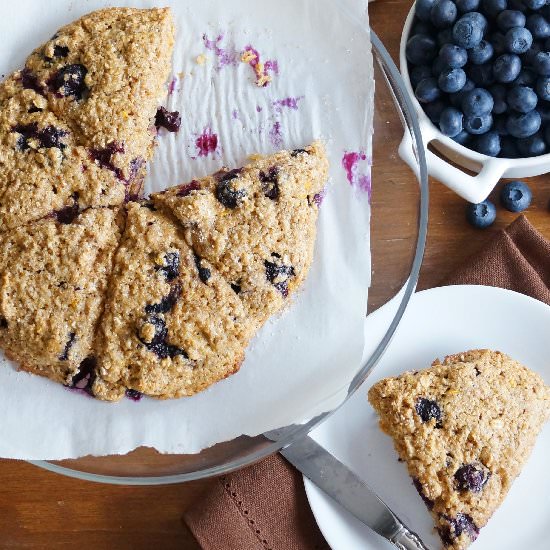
342;151;372;200
273;96;303;113
312;189;326;207
203;33;239;69
267;96;304;147
168;76;177;95
269;121;283;147
195;127;219;158
241;45;279;87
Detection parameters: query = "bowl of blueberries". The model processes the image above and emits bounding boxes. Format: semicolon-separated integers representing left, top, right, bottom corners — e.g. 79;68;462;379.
399;0;550;204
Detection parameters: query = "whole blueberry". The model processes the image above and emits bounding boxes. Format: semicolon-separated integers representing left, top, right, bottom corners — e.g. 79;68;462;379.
490;84;508;113
462;87;494;115
417;0;437;21
468;40;494;64
453;129;472;144
416;77;442;102
490;32;508;56
536;76;550;100
456;0;480;11
481;0;507;16
440;44;468;68
513;68;536;87
493;53;522;83
452;14;485;49
507;85;538;112
431;0;458;28
497;10;526;32
500;136;519;156
410;64;434;87
546;125;550;146
438;28;455;46
439;67;467;92
424;99;448;122
468;62;495;85
466;199;497;228
474;130;501;155
432;55;449;76
545;37;550;50
407;34;438;65
526;14;550;40
505;27;533;54
524;0;546;8
517;133;547;156
464;112;493;133
533;51;550;76
440;107;464;136
506;109;541;137
500;180;532;211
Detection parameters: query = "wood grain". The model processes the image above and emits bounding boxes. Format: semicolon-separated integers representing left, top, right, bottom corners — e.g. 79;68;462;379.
2;2;550;548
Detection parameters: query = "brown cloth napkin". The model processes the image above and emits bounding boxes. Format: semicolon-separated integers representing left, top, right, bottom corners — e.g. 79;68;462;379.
183;215;550;550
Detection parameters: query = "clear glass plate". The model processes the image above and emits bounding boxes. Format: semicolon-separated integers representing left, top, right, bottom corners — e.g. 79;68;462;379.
28;29;428;484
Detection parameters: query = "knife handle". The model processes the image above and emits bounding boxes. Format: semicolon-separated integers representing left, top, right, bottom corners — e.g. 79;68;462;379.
390;526;429;550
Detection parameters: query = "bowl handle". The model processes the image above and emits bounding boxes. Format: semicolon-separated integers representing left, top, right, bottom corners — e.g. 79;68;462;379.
399;127;509;204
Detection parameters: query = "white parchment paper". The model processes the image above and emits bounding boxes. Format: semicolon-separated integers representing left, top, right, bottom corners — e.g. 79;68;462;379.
0;0;374;458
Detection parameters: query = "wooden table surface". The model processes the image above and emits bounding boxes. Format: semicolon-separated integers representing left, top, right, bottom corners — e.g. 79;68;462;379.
2;2;550;548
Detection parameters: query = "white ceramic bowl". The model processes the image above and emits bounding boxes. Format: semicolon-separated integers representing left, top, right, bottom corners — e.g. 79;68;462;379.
399;3;550;204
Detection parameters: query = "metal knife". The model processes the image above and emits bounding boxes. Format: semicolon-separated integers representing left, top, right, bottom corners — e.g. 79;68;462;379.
280;435;428;550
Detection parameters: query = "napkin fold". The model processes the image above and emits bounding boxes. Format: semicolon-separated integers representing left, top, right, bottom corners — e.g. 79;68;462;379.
184;214;550;549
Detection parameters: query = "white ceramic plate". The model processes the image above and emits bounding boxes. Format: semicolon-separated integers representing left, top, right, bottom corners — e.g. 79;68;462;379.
304;285;550;550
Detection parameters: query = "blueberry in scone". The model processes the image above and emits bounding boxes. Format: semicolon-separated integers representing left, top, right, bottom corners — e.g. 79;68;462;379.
368;350;550;550
151;141;329;329
0;7;175;232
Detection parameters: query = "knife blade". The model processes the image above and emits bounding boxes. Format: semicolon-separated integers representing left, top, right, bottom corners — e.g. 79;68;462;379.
280;435;428;550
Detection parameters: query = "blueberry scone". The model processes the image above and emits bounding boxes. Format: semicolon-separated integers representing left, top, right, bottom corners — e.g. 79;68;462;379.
152;142;329;328
368;350;550;550
0;208;122;389
93;202;255;401
0;7;175;232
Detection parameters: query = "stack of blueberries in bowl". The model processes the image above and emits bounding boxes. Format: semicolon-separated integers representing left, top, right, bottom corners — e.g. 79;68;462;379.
407;0;550;158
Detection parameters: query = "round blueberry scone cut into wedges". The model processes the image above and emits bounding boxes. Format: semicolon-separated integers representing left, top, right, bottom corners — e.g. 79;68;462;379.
0;208;123;390
0;7;175;232
93;202;255;401
151;141;329;329
368;350;550;550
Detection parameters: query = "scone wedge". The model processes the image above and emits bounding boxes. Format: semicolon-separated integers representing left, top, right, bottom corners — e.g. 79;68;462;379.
0;208;123;388
152;141;329;328
0;7;174;231
93;202;255;401
368;349;550;550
